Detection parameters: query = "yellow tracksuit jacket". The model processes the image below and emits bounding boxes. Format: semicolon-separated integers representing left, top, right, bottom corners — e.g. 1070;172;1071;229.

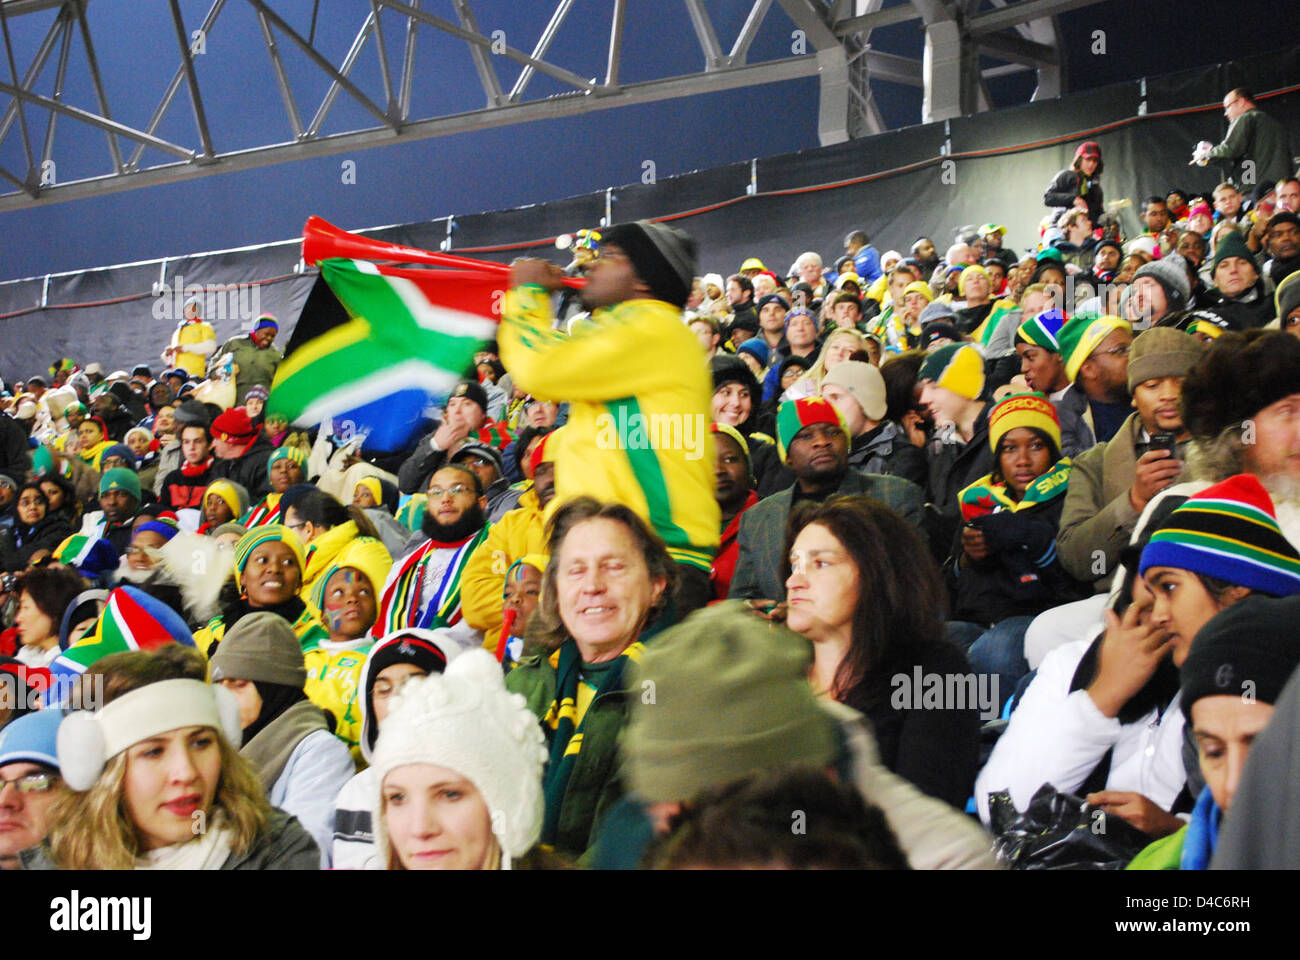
459;485;547;651
499;286;719;570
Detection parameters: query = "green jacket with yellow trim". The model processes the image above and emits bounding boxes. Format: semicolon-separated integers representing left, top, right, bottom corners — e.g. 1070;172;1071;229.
506;645;634;861
499;286;719;571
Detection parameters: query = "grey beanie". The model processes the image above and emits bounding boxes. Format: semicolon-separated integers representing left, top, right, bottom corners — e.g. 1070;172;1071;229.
1134;254;1191;313
209;611;306;688
918;299;957;324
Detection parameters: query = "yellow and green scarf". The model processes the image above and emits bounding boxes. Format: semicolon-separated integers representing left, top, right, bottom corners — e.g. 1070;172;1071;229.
959;458;1073;523
540;638;644;847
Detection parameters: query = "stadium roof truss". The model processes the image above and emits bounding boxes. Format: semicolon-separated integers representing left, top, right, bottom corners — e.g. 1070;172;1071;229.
0;0;1107;211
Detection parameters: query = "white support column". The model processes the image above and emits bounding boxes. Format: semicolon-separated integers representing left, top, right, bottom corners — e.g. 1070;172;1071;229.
923;18;964;122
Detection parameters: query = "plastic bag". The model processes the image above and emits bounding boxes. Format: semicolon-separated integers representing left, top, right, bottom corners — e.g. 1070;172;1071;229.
987;783;1153;869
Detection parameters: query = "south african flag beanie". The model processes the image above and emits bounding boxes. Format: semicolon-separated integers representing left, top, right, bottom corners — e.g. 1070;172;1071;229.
1015;307;1067;352
1139;474;1300;598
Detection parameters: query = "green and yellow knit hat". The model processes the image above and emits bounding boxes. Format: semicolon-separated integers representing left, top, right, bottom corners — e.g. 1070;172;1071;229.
1056;314;1131;382
1015;307;1067;352
266;445;307;480
775;397;849;464
987;392;1060;452
98;467;140;501
1139;474;1300;598
233;524;305;591
917;343;985;400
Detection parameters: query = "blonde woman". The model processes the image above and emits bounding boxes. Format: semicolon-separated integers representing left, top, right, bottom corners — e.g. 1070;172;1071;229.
21;644;319;870
784;328;875;402
373;649;555;870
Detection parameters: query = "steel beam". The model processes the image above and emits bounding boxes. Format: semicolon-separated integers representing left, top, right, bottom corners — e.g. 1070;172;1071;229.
0;6;62;153
728;0;773;67
508;0;576;102
968;0;1107;36
256;4;304;138
0;55;820;211
369;0;395;112
836;2;922;35
245;0;394;129
167;0;215;158
684;0;723;70
0;76;195;158
397;0;418;121
0;0;36;183
977;30;1059;68
451;0;503;107
38;4;70;174
378;0;596;97
305;10;378;137
605;0;624;86
71;0;124;173
129;0;226;169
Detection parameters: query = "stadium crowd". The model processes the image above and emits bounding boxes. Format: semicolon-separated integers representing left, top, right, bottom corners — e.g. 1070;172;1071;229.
0;87;1298;871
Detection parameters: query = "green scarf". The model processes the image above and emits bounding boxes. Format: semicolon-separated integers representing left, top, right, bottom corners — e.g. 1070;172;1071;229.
539;638;644;848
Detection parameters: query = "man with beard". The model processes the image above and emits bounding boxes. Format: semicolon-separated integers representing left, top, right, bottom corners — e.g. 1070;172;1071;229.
501;220;719;622
459;429;560;652
729;397;925;604
911;237;939;277
371;464;490;644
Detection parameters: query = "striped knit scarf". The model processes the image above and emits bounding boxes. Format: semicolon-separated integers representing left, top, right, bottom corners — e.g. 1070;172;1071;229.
371;526;489;636
476;421;513;450
242;493;283;528
540;638;644;848
867;304;910;354
959;458;1072;523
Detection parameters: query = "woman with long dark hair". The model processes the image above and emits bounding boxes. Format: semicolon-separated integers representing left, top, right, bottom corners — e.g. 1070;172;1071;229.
783;495;980;808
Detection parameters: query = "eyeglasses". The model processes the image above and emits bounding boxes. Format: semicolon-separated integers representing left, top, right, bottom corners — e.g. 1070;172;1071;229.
428;484;470;498
0;771;60;793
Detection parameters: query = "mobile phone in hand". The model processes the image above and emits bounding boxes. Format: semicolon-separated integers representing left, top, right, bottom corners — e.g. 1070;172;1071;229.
1148;432;1176;456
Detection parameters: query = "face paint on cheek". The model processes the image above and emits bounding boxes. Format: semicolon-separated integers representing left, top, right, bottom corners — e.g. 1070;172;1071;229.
324;570;360;631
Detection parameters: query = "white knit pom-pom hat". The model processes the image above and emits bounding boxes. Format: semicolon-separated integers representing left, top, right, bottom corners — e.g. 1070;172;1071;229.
371;649;548;867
